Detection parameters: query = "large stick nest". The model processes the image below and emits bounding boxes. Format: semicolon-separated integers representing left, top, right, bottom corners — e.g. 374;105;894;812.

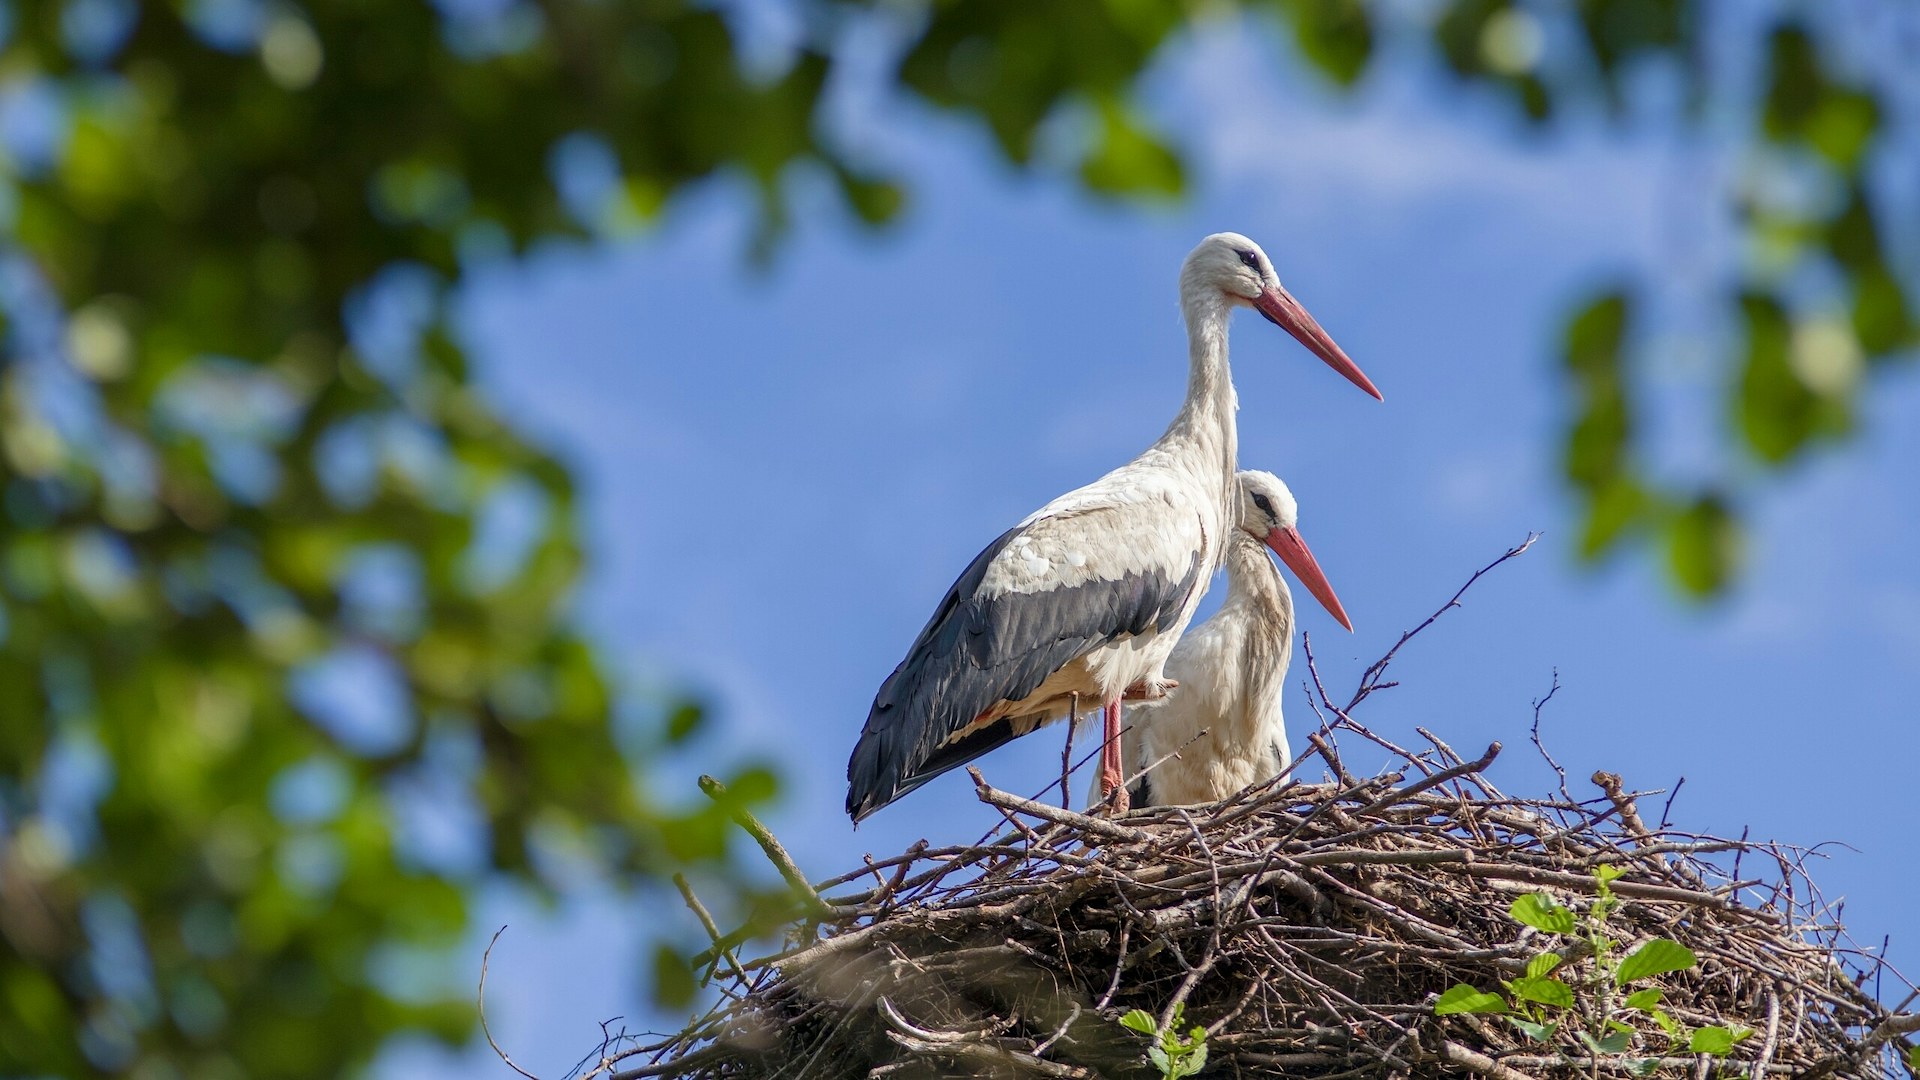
585;543;1915;1080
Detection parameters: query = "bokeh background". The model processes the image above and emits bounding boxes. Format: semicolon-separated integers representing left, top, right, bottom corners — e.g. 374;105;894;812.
0;1;1913;1077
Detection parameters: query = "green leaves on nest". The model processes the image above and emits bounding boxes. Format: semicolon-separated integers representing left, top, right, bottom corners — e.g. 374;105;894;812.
1615;939;1697;985
1121;1004;1209;1080
1433;867;1749;1066
1511;892;1577;935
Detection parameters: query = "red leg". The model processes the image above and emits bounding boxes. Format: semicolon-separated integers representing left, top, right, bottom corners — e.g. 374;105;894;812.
1099;697;1130;814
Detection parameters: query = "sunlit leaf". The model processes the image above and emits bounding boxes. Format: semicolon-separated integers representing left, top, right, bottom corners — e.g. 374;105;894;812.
1616;939;1697;984
1510;892;1576;934
1623;988;1662;1011
1436;984;1508;1015
1526;953;1563;979
1688;1025;1752;1056
1509;976;1574;1009
1120;1009;1157;1035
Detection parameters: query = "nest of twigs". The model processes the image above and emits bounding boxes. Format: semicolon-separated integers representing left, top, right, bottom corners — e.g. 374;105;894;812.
582;542;1914;1080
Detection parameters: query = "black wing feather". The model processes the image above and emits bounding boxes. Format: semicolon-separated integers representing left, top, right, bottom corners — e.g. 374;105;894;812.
847;524;1200;821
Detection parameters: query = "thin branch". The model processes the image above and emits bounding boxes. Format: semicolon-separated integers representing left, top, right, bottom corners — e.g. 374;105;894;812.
480;926;542;1080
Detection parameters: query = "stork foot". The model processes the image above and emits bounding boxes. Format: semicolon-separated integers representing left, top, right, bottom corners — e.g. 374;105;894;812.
1120;678;1180;702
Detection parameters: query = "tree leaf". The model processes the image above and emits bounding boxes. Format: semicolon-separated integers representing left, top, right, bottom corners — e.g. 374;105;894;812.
1589;1022;1635;1053
1593;864;1627;888
1688;1025;1752;1056
1079;100;1183;199
1509;1017;1558;1042
1616;939;1697;984
1510;893;1577;934
1147;1044;1171;1072
1120;1009;1157;1036
651;944;698;1010
1510;977;1574;1009
1285;0;1374;85
1436;984;1508;1016
1667;493;1740;599
1623;988;1662;1011
1177;1042;1208;1078
1526;953;1564;980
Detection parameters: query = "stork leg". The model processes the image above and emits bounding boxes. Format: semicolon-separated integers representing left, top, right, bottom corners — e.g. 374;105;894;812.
1098;697;1130;814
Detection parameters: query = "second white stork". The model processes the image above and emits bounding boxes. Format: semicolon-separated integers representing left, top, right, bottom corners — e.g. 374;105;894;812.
846;234;1380;822
1111;470;1350;809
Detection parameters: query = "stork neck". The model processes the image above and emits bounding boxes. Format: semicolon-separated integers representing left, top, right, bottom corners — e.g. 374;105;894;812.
1224;532;1292;623
1159;291;1238;477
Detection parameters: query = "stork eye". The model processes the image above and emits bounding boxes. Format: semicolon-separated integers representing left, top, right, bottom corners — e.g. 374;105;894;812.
1237;250;1261;271
1251;492;1274;515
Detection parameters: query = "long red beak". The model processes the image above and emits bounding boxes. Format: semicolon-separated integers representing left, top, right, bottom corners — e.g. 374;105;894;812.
1265;526;1353;632
1253;285;1382;401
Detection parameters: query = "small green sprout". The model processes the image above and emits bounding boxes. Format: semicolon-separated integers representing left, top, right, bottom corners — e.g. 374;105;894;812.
1433;865;1744;1069
1120;1002;1209;1080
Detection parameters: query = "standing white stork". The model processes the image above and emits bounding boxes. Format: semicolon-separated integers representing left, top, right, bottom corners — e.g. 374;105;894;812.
1109;470;1349;809
846;234;1380;822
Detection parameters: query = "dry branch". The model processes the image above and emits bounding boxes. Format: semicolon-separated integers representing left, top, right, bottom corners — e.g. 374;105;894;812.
578;540;1911;1080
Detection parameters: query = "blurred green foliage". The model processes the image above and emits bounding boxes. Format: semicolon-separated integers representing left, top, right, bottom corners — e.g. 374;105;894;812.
0;0;1911;1075
892;0;1914;598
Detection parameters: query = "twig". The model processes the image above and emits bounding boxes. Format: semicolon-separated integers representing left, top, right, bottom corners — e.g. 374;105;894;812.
1437;1039;1545;1079
480;926;542;1080
1341;533;1538;715
698;774;830;918
968;767;1147;843
674;873;744;984
1529;668;1572;802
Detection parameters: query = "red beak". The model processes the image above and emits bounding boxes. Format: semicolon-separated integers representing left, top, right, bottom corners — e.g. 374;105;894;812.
1265;526;1353;632
1253;285;1382;401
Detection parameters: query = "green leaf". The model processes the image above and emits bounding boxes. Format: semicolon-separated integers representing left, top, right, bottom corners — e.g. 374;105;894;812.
1510;893;1577;935
1176;1042;1208;1078
1285;0;1374;85
1616;939;1697;984
1593;864;1627;887
1509;977;1574;1009
1905;1045;1918;1070
1667;493;1741;599
1079;100;1183;199
1688;1025;1752;1056
1737;293;1829;466
665;701;705;744
1579;1029;1633;1055
1120;1009;1157;1036
1147;1044;1171;1072
1435;984;1508;1016
1626;1057;1663;1076
1509;1017;1558;1043
651;944;698;1010
1526;953;1564;980
1651;1010;1682;1039
1623;988;1662;1011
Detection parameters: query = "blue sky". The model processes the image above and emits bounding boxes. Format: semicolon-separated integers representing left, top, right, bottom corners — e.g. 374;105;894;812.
381;20;1918;1078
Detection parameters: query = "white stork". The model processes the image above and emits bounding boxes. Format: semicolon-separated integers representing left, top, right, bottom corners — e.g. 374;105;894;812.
1107;470;1349;809
846;233;1380;822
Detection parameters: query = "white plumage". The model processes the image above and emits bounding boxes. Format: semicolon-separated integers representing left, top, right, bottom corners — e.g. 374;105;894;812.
1105;471;1353;808
847;236;1379;822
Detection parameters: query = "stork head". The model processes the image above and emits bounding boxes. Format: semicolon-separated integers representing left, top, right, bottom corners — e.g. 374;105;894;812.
1236;469;1353;632
1182;232;1382;401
